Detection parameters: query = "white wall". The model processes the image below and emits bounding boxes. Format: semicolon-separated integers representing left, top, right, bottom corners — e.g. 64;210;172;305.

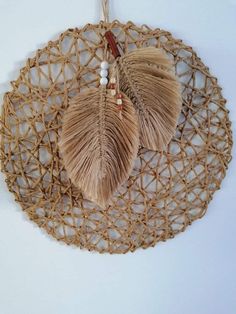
0;1;236;313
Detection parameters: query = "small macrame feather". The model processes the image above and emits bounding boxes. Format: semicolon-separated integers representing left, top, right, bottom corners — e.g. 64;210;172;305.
59;87;139;208
113;47;182;151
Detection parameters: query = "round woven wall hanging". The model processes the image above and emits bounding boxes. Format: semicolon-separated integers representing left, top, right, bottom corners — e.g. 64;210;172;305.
0;2;233;253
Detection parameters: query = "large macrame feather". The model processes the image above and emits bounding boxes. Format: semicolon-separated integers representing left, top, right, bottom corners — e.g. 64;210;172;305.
59;88;139;208
115;47;182;151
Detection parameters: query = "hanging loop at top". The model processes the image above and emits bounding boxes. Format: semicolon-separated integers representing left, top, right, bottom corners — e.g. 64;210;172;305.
101;0;109;23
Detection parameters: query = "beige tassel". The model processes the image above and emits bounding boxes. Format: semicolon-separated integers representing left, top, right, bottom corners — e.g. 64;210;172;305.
59;87;139;208
113;47;182;151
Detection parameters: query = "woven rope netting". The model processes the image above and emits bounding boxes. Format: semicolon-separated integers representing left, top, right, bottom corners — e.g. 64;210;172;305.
0;21;232;253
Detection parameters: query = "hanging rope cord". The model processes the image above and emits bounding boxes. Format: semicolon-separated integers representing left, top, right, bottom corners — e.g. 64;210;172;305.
101;0;109;23
101;0;123;118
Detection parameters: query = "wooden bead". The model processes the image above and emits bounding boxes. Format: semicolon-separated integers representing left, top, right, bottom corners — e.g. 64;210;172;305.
101;61;109;70
100;77;108;85
117;93;123;99
117;99;123;105
109;83;115;89
100;69;108;77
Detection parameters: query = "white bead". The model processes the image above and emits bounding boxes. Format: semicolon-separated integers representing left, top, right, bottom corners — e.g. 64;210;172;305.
100;77;108;85
110;77;116;84
111;89;116;96
100;69;108;78
117;99;123;105
101;61;109;70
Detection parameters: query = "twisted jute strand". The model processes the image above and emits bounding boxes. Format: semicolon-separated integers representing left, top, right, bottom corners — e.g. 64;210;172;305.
101;0;109;23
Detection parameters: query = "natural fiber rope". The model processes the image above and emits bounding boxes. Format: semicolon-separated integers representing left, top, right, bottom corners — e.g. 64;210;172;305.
101;0;109;23
0;21;232;253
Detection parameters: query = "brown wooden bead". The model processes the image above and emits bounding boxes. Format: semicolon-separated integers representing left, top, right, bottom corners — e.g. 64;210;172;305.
109;83;115;89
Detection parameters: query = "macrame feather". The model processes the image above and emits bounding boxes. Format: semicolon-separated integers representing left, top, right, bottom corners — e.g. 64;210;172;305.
114;47;182;151
59;88;139;208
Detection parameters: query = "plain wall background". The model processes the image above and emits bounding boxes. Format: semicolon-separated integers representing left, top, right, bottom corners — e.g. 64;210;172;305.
0;0;236;313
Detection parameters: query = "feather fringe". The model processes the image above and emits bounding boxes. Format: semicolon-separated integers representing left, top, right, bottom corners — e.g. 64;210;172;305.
115;47;182;151
59;87;139;208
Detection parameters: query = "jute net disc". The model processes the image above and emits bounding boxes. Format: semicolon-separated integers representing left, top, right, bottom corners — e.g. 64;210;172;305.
0;21;232;253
